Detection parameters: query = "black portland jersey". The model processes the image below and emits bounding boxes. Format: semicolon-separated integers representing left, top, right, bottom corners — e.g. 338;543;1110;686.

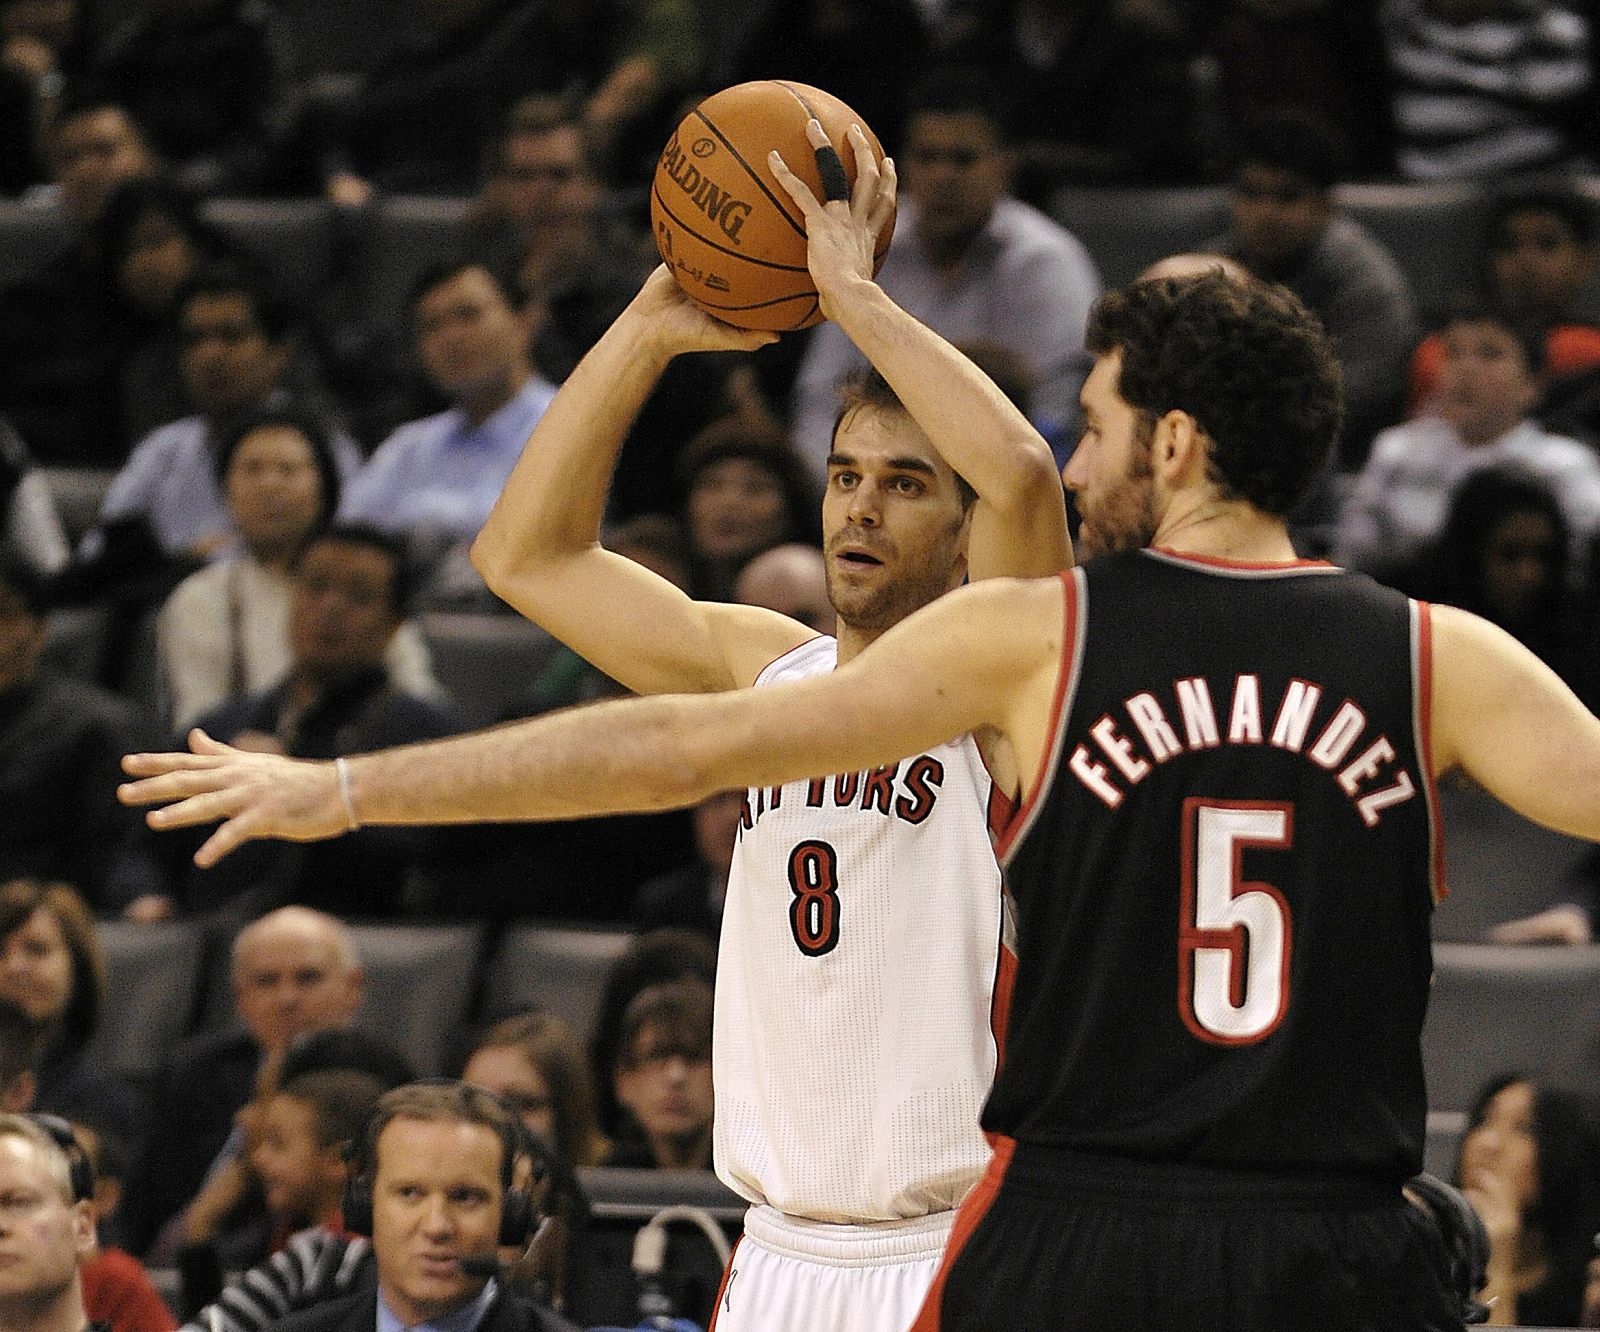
985;550;1443;1184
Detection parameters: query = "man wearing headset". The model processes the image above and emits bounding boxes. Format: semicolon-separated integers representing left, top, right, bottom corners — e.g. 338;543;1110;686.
0;1113;99;1332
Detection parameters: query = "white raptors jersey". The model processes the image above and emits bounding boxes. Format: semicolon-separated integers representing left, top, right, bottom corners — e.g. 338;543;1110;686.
713;635;1012;1223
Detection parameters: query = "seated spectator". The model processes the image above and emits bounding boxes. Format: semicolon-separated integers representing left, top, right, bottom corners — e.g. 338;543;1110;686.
938;0;1204;195
678;415;817;602
1407;464;1582;683
0;1114;99;1332
121;906;364;1257
734;542;833;635
0;557;157;904
1;417;68;575
1455;1073;1600;1327
0;0;91;196
157;406;437;729
91;263;362;565
1381;0;1595;181
1206;109;1418;465
789;71;1101;474
602;979;714;1171
631;790;742;940
88;0;299;195
0;881;144;1135
21;89;157;221
338;262;556;604
71;1121;179;1332
1339;301;1600;584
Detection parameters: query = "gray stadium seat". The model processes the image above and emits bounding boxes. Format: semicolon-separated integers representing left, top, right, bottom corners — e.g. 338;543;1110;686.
87;920;205;1077
38;605;109;682
38;467;115;545
203;198;341;306
479;924;633;1044
1430;783;1592;943
1048;186;1230;289
1423;1110;1466;1180
1335;180;1490;316
359;195;475;328
417;612;565;728
1421;943;1600;1113
0;202;72;285
347;922;483;1076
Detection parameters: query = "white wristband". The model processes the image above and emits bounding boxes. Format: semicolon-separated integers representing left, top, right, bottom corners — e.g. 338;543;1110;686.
334;757;360;832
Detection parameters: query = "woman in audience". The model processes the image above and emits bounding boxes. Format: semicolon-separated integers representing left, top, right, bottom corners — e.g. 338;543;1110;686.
1456;1073;1600;1326
0;879;143;1135
157;405;437;730
464;1010;608;1169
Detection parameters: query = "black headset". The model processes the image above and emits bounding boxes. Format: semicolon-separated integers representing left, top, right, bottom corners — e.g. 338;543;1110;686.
23;1112;94;1204
341;1082;536;1247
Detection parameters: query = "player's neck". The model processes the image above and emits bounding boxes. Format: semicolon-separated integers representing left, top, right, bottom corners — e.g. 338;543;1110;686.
1152;496;1297;564
833;622;881;667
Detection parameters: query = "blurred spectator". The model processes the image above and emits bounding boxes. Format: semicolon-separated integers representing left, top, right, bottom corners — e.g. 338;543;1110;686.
0;418;69;575
1381;0;1595;181
1339;301;1600;583
87;0;300;195
157;406;437;729
602;979;714;1171
90;263;361;564
1455;1073;1600;1327
1199;0;1396;179
338;262;555;603
734;543;833;636
126;525;464;919
0;1113;98;1332
631;790;741;940
729;0;929;156
789;71;1101;475
1206;109;1418;463
72;1121;180;1332
122;905;363;1257
589;929;715;1139
0;558;157;904
939;0;1204;196
677;414;816;602
464;1012;608;1168
0;0;91;196
25;91;158;220
0;880;144;1133
1409;464;1582;681
1413;184;1600;413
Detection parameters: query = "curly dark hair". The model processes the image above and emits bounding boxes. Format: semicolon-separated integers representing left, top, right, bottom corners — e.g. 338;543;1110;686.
1085;272;1343;517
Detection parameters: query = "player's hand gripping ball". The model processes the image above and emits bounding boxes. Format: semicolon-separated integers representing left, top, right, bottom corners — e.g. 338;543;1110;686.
650;80;894;331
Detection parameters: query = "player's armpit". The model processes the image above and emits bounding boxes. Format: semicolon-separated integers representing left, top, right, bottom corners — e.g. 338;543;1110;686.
1430;603;1600;841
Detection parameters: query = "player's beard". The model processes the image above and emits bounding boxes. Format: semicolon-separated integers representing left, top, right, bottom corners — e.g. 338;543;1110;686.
825;526;964;635
1076;436;1158;562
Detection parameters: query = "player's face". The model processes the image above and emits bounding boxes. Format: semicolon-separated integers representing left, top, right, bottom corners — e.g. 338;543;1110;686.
822;407;970;634
1063;352;1159;561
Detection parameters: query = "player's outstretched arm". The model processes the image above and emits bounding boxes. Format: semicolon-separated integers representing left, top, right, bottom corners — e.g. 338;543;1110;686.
1431;603;1600;840
120;578;1064;868
770;123;1071;583
470;268;807;695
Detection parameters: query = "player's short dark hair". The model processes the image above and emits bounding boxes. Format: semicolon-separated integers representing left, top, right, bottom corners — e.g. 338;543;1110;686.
1086;272;1343;516
1231;109;1351;192
294;522;416;617
834;369;979;510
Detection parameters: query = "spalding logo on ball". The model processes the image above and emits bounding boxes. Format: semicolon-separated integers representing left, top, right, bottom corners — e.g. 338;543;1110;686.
650;80;895;332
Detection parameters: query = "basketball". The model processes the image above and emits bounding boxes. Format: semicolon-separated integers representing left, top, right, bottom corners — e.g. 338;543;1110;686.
650;81;895;332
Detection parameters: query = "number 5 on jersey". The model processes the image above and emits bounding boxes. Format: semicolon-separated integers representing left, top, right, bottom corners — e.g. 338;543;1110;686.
788;839;841;956
1179;799;1293;1045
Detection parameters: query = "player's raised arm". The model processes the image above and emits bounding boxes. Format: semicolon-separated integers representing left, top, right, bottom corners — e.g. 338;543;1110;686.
470;268;810;695
770;123;1071;583
120;577;1064;867
1430;602;1600;839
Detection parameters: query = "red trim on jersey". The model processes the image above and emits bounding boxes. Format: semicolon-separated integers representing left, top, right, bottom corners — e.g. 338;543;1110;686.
705;1233;744;1331
986;780;1016;842
1414;601;1449;904
994;571;1079;860
990;936;1018;1071
1148;547;1338;572
909;1136;1016;1332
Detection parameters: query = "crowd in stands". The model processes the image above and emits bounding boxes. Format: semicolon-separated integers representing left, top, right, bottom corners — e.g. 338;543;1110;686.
7;0;1600;1325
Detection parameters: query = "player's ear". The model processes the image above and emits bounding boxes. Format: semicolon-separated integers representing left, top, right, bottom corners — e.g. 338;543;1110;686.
1152;410;1206;487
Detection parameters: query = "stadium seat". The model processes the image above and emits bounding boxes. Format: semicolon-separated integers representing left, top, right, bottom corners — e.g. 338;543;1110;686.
1335;180;1490;317
38;467;115;546
1048;186;1230;289
1423;1110;1465;1180
346;922;483;1076
38;605;109;683
417;611;565;728
87;920;206;1077
203;198;342;306
478;924;634;1043
0;202;73;285
1421;943;1600;1113
358;195;475;329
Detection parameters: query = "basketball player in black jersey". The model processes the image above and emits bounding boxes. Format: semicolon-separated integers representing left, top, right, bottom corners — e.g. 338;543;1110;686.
122;269;1600;1329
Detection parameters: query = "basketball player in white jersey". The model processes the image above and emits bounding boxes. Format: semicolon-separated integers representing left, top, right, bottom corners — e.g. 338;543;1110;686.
128;127;1071;1332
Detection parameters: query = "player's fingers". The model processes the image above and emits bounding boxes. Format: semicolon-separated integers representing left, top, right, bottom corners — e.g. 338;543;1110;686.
189;727;236;756
195;814;256;868
144;786;248;830
806;119;850;205
118;764;237;804
121;750;221;778
767;148;819;217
